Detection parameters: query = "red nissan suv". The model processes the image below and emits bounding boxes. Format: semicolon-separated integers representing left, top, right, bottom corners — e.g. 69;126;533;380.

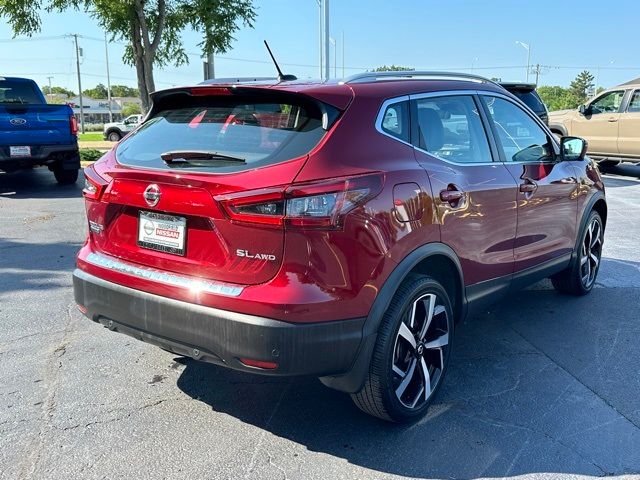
73;72;606;422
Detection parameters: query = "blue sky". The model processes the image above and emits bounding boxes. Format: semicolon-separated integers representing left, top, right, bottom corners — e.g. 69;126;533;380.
1;0;638;94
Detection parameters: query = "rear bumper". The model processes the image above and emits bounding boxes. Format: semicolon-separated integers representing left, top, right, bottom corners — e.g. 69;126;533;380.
0;143;79;170
73;269;365;377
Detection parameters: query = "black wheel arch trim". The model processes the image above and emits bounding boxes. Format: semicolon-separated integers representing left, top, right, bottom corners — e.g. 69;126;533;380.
320;242;466;393
549;123;568;136
573;191;607;262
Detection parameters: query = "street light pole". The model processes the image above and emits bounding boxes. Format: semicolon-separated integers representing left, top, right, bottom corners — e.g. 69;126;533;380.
104;31;113;123
341;30;345;79
323;0;330;81
317;0;323;79
329;37;336;78
516;41;531;83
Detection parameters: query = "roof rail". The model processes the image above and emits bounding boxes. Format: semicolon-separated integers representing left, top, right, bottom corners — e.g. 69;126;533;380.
200;77;279;85
341;71;498;85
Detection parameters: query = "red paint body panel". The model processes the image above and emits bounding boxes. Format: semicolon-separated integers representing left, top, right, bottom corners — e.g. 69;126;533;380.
77;77;605;327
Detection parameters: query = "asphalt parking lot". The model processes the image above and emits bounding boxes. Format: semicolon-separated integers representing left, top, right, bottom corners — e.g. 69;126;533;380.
1;165;639;480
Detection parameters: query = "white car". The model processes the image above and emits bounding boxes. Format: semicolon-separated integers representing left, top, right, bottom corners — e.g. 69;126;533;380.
103;114;142;142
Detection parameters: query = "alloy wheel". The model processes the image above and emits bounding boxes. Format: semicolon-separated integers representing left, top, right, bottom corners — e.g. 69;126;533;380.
580;216;603;289
392;293;450;409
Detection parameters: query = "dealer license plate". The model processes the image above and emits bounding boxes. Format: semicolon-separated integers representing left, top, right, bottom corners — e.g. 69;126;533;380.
137;211;186;256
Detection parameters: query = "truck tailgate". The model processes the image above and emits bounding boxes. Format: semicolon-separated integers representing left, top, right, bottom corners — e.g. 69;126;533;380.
0;104;75;146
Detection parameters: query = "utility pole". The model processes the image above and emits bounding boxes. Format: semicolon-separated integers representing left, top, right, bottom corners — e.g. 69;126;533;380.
323;0;330;81
531;64;541;86
104;31;113;123
71;34;85;134
46;76;53;102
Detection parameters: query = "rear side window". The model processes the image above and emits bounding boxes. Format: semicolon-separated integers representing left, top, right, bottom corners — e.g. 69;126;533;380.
380;101;409;142
0;79;43;104
628;91;640;112
481;96;554;163
414;95;493;164
116;94;336;173
511;90;545;113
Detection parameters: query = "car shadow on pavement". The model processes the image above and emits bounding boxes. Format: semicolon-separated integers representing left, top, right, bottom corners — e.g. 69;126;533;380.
599;162;640;182
0;168;83;200
175;279;640;478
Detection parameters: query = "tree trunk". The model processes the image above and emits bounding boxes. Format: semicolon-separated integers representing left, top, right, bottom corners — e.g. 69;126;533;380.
131;20;151;113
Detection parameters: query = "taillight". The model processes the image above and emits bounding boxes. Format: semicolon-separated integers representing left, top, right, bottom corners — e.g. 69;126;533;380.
70;115;78;136
82;166;108;200
217;174;384;229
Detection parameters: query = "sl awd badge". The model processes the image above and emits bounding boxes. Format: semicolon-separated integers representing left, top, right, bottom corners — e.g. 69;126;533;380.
236;249;276;261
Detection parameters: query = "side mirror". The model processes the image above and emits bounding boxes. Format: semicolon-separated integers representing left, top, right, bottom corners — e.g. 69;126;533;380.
578;104;590;115
560;136;588;161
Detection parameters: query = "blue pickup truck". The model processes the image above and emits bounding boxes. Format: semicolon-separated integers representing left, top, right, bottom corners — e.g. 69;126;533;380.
0;76;80;184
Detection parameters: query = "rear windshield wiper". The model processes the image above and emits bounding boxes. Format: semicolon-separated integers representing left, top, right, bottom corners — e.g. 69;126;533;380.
160;150;246;164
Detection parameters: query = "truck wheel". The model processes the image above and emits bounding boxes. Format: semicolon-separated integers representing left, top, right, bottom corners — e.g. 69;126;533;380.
351;274;453;422
54;168;79;185
107;131;121;142
551;210;603;296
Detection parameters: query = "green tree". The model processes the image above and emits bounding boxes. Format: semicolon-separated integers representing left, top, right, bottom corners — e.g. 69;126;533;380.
122;102;142;116
110;85;140;97
569;70;595;105
1;0;257;112
373;65;415;72
537;85;582;111
41;85;75;97
83;83;109;99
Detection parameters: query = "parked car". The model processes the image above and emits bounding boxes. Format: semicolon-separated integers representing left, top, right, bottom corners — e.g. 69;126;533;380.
0;76;80;184
500;82;549;125
103;114;142;141
548;79;640;165
74;71;606;422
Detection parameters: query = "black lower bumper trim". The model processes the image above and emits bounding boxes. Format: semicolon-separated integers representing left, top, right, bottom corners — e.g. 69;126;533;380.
73;269;365;377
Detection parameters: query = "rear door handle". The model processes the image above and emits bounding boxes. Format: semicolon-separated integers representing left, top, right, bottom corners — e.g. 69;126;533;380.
519;179;538;194
439;186;465;207
608;118;618;122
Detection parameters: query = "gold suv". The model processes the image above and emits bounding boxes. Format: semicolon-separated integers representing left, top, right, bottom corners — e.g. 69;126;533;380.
549;78;640;165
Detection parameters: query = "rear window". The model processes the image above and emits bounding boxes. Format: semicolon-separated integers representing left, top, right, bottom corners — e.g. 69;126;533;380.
116;93;337;174
0;79;43;104
511;90;545;113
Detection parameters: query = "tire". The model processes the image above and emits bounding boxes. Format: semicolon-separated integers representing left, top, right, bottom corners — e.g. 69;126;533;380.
551;210;603;295
351;274;454;422
53;168;79;185
107;131;122;142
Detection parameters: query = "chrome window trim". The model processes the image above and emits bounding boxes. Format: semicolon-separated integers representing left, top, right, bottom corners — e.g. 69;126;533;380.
85;252;244;297
374;89;562;167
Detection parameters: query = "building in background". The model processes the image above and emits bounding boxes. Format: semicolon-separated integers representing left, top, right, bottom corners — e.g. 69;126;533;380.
67;96;122;124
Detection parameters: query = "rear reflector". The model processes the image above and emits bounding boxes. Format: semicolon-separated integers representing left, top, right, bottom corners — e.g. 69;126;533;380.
239;358;279;370
77;304;88;314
